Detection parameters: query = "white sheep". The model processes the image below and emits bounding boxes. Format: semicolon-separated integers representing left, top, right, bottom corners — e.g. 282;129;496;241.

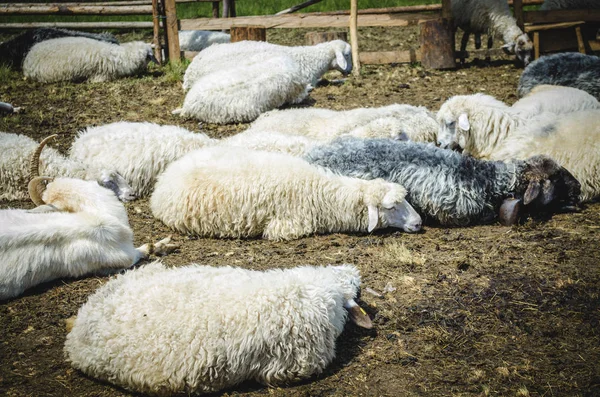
65;262;372;395
510;85;600;117
70;122;217;197
452;0;534;65
150;146;422;241
178;30;230;52
0;131;134;202
436;95;600;201
173;54;308;124
0;137;176;300
245;104;439;143
182;39;352;92
23;37;155;83
221;129;321;157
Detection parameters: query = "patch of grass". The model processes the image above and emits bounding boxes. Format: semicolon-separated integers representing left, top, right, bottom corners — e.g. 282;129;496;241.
379;241;425;267
0;65;18;85
160;59;190;83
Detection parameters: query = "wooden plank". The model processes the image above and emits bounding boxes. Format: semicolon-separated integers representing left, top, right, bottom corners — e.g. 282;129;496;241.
575;26;586;54
0;5;153;15
359;49;420;64
164;0;180;61
0;21;153;29
1;0;217;6
525;21;584;31
180;13;437;30
152;0;162;64
350;0;360;76
524;9;600;24
230;25;266;41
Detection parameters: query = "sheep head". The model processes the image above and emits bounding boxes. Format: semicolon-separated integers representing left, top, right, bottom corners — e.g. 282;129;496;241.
327;40;353;75
365;180;422;233
502;33;534;66
28;134;58;206
331;264;373;329
98;170;136;202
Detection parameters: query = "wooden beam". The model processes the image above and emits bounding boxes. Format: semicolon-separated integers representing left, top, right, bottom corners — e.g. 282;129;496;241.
441;0;451;19
180;13;437;30
164;0;180;61
0;21;154;29
275;0;323;16
359;49;420;64
349;0;360;76
524;9;600;24
5;0;219;5
230;25;266;42
0;5;153;15
152;0;162;64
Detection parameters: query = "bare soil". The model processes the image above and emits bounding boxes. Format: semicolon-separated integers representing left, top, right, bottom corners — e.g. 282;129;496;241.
1;27;599;397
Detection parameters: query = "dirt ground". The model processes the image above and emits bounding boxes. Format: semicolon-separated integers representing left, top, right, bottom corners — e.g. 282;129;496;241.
1;27;599;397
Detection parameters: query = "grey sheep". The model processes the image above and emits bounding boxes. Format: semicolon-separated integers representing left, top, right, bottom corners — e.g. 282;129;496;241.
517;53;600;100
305;137;581;226
541;0;600;10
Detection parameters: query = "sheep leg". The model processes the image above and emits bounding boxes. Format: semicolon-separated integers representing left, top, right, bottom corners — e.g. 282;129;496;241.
459;31;470;64
486;36;493;63
133;236;179;265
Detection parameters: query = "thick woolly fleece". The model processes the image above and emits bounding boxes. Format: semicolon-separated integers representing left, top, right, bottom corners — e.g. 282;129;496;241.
0;131;133;202
541;0;600;10
23;37;152;83
65;262;362;395
517;53;600;100
178;30;230;51
150;146;411;240
0;28;118;70
0;178;141;300
305;137;523;226
70;122;217;197
511;85;599;117
246;104;439;143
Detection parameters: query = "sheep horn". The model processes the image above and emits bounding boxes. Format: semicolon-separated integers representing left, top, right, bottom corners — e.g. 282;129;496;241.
28;176;53;206
29;134;58;180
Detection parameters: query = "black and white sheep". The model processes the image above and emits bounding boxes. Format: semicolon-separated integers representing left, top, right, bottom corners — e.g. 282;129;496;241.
305;137;581;226
150;146;422;241
65;262;371;395
517;53;600;100
23;37;156;83
0;131;134;202
0;28;118;70
452;0;534;65
0;137;176;300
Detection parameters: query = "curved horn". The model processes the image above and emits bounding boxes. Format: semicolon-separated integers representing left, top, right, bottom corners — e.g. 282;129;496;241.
29;134;58;180
28;176;53;206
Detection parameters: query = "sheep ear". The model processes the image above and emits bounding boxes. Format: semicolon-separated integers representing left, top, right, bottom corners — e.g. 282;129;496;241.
502;43;515;55
367;205;379;232
524;180;541;205
541;179;556;205
458;113;470;131
335;50;347;71
499;198;522;226
344;299;373;329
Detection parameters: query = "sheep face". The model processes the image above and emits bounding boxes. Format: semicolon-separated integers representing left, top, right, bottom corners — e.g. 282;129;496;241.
98;170;135;202
329;40;353;75
369;184;422;233
437;112;470;150
502;34;533;66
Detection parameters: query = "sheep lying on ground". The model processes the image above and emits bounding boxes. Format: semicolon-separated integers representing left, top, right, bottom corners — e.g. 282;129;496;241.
70;122;217;197
541;0;600;10
0;137;176;300
452;0;533;65
221;130;321;157
517;53;600;100
173;55;308;124
23;37;155;83
305;138;580;226
436;95;600;201
178;30;230;52
510;85;600;117
0;131;134;202
150;146;422;241
245;104;439;143
0;28;118;70
65;262;371;395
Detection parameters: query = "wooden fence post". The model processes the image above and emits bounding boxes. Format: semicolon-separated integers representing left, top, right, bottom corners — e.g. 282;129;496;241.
151;0;162;64
350;0;360;76
230;25;266;42
164;0;180;62
420;0;455;70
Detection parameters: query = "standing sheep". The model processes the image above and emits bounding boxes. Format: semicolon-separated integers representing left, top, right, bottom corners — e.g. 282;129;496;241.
23;37;156;83
0;131;134;202
0;27;118;70
0;137;175;300
452;0;534;65
517;53;600;100
305;138;580;226
70;122;217;197
178;30;230;52
65;262;371;395
245;104;439;143
150;146;422;241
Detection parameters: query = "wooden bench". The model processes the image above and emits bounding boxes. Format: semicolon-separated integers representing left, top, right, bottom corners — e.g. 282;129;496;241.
524;21;586;60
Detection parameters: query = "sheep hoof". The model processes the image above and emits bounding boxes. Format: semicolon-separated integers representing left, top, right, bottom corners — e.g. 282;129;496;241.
172;108;183;115
153;235;179;256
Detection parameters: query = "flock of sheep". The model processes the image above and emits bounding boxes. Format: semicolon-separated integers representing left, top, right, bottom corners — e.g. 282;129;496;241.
1;0;600;395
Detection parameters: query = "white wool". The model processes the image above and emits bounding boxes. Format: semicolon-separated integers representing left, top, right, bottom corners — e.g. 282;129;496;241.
23;37;152;83
176;55;307;124
0;178;143;300
70;122;217;197
492;109;600;201
150;146;421;241
247;104;439;143
65;262;362;395
221;129;321;157
510;85;600;117
0;131;133;202
178;30;230;52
